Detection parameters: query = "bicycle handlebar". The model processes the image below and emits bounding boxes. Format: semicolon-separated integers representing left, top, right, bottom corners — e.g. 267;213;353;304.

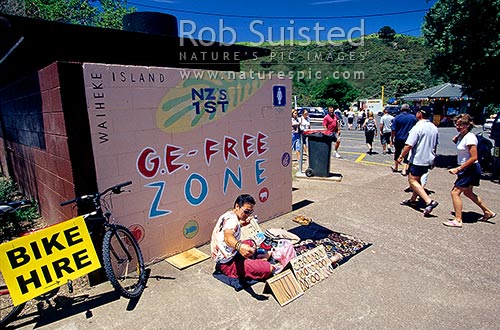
0;199;31;215
60;181;132;207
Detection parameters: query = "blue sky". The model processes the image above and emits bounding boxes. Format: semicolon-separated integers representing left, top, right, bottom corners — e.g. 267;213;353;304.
127;0;437;43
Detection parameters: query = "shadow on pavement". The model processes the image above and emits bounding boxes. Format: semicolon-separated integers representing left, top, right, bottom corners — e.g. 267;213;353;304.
292;199;314;211
12;290;121;329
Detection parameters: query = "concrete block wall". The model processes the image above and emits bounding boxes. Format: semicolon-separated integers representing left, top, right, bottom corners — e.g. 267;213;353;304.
0;62;88;223
1;61;293;263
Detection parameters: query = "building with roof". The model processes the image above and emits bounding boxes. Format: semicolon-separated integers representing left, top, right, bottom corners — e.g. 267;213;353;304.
402;83;476;126
0;12;292;265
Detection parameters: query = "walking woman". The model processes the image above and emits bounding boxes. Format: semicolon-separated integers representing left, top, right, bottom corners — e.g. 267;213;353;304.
363;112;378;154
300;109;311;155
444;114;496;228
291;109;302;161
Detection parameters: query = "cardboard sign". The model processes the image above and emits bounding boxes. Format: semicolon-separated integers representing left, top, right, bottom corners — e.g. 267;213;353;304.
265;269;303;307
0;216;101;306
290;245;334;292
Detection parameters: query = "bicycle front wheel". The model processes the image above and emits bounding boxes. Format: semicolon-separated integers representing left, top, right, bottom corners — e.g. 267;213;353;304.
0;284;25;327
102;225;146;299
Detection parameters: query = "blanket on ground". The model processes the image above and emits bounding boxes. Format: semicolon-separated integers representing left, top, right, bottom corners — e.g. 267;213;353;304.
212;222;371;290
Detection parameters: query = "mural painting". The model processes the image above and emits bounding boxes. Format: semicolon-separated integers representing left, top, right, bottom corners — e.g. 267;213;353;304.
82;64;292;262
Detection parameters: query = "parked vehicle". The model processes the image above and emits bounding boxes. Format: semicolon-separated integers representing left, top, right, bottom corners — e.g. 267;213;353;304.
382;105;401;116
297;107;326;119
476;132;494;173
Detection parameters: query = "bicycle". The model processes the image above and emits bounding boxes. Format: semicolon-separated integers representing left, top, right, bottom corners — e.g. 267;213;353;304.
59;180;147;299
0;181;147;327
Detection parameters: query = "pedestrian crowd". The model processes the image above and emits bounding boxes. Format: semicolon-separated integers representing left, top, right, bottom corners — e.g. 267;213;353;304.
291;104;496;229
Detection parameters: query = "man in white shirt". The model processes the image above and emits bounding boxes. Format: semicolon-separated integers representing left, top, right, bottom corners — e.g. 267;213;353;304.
397;108;439;216
379;109;394;154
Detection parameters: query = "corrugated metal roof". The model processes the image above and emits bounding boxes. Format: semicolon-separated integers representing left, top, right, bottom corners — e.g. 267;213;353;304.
403;83;466;100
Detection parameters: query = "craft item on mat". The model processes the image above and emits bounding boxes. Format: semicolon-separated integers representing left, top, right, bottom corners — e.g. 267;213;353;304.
165;248;210;269
240;216;262;241
293;215;312;226
294;232;370;266
265;269;304;306
290;245;334;292
265;228;300;244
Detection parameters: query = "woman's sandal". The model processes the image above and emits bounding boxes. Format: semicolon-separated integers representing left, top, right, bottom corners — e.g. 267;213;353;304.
478;212;497;222
400;199;417;207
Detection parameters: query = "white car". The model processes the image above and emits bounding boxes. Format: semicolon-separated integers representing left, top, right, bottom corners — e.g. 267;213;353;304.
483;118;494;131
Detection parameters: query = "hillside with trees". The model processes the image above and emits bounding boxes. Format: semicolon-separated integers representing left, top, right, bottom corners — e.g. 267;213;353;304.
241;34;443;108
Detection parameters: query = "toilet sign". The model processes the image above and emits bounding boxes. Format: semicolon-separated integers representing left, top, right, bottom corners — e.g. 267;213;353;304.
273;85;286;107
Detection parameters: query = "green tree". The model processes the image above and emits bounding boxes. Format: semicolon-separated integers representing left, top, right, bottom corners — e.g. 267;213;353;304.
313;78;359;109
0;0;135;29
378;26;396;41
422;0;500;104
391;78;427;98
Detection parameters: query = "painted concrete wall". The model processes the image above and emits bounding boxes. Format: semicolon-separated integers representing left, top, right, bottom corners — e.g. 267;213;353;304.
82;64;292;262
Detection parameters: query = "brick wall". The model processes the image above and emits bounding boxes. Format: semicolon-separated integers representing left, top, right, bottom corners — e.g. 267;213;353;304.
0;62;96;223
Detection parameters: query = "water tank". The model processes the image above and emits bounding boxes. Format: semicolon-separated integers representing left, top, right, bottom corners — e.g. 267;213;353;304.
122;12;178;37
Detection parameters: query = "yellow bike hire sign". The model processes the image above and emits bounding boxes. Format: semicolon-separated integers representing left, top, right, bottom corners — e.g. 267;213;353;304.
0;216;101;306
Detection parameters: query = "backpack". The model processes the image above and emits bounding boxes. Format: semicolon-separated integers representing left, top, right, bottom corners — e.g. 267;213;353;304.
366;119;376;132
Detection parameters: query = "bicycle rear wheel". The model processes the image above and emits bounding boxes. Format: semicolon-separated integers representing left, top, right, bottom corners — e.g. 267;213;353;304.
0;284;25;327
102;225;146;299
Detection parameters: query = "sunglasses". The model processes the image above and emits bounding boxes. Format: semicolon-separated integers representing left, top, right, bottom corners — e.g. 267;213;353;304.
242;209;254;215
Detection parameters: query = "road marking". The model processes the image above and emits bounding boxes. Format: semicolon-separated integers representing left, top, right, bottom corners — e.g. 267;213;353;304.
362;160;392;166
354;153;365;163
342;151;392;167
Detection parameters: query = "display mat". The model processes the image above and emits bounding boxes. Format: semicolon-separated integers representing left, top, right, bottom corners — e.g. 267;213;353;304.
290;222;371;266
212;222;371;296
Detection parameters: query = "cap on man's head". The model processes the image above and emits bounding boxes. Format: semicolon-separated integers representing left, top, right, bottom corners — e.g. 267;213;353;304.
401;104;410;111
418;106;431;118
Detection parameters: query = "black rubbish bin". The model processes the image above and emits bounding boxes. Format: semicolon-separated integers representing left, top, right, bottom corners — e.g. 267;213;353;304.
304;130;335;177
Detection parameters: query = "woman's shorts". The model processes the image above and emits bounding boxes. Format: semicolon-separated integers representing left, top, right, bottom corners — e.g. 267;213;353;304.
455;162;481;187
365;130;375;144
292;132;301;151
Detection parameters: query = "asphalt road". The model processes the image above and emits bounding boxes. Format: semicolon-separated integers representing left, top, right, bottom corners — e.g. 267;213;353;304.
308;119;494;167
7;122;500;330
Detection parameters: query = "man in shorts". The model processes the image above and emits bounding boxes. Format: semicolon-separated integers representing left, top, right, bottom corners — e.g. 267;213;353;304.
391;104;417;174
323;106;342;158
397;108;439;216
379;108;394;154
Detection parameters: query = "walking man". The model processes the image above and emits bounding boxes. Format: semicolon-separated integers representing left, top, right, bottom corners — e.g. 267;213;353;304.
323;106;342;158
398;108;439;216
380;108;394;154
391;104;417;174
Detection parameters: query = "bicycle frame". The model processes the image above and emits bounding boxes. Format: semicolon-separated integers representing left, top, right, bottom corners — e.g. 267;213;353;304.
61;181;146;299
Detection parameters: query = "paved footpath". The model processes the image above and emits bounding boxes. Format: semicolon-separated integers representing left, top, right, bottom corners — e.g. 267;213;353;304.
11;158;500;330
